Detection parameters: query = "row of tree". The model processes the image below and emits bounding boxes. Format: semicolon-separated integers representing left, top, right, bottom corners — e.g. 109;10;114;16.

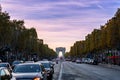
67;8;120;57
0;10;57;60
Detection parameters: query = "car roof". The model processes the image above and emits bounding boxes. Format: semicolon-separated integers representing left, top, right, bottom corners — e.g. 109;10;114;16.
37;61;50;63
13;60;23;62
17;63;42;66
0;62;9;64
25;61;34;62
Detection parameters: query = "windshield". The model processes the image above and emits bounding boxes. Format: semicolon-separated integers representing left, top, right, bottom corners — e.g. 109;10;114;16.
0;64;7;67
13;64;41;73
13;61;22;65
41;63;50;68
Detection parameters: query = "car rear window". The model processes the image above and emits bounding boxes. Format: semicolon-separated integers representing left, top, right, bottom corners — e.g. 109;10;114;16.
41;63;50;68
0;64;7;67
13;64;41;73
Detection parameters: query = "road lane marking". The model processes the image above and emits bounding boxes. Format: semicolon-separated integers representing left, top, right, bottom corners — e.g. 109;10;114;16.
58;63;63;80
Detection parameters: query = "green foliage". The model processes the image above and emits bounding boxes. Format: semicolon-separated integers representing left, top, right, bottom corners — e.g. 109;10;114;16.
0;11;56;59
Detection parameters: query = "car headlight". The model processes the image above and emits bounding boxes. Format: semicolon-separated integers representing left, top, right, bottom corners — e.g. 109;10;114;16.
34;77;41;80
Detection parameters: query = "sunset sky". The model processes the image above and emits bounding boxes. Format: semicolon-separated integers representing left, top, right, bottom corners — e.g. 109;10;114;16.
1;0;120;52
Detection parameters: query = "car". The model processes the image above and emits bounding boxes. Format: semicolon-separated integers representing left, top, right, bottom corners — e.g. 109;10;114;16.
92;59;98;65
49;61;55;73
37;61;54;80
0;67;12;80
42;59;48;61
82;58;89;63
12;60;23;69
89;59;94;64
25;61;34;63
72;58;76;62
76;59;82;63
51;59;56;65
50;61;55;67
0;62;12;72
11;63;47;80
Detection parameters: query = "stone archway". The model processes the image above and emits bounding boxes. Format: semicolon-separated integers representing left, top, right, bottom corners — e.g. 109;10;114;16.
56;47;66;57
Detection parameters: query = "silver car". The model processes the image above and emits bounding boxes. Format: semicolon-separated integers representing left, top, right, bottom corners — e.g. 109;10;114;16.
11;63;47;80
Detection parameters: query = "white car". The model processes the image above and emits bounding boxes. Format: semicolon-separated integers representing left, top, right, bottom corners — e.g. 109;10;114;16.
76;59;82;63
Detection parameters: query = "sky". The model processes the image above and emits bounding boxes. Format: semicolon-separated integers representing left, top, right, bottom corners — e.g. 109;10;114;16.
1;0;120;52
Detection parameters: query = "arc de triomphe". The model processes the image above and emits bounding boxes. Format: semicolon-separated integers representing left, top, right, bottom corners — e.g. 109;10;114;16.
56;47;66;57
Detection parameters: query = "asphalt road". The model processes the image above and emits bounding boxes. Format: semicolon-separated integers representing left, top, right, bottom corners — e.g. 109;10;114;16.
53;61;120;80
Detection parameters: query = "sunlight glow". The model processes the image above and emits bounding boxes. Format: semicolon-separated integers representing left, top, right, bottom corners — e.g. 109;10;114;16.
59;51;63;57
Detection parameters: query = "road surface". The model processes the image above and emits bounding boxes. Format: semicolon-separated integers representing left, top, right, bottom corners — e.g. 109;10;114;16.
53;61;120;80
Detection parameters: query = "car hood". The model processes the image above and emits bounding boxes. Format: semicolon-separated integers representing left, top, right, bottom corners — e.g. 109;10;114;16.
12;72;42;78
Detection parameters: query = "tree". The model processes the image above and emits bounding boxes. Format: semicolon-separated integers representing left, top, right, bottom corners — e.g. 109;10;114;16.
69;8;120;57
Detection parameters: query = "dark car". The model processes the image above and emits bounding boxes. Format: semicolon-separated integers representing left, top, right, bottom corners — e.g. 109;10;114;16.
0;67;12;80
37;61;54;80
92;59;98;65
49;61;55;73
12;63;47;80
0;62;12;73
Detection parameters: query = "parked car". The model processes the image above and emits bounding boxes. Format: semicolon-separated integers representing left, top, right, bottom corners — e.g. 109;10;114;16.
72;58;76;62
89;59;94;64
0;62;12;72
37;61;54;80
0;67;12;80
92;59;98;65
82;58;88;63
11;63;47;80
76;59;82;63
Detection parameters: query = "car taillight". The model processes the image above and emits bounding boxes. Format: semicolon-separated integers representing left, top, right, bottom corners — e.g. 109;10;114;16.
34;77;41;80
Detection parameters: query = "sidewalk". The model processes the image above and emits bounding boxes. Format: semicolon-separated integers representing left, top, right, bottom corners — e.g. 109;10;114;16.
98;63;120;70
